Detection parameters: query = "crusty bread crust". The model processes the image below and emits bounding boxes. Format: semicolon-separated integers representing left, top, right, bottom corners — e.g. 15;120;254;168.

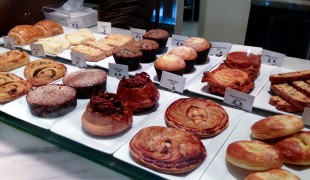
269;70;310;83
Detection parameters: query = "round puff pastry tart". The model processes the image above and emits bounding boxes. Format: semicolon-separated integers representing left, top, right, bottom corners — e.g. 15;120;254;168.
165;98;228;138
130;126;207;174
226;140;283;171
0;50;30;72
0;72;32;103
24;59;67;86
251;115;304;140
245;169;300;180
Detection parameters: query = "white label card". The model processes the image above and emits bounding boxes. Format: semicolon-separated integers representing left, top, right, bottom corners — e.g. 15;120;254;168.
302;107;310;126
70;52;87;68
224;88;255;112
67;17;84;29
171;34;189;46
3;36;16;50
209;42;232;56
159;71;186;93
97;21;111;34
130;27;146;41
30;43;45;57
109;63;129;79
261;49;285;66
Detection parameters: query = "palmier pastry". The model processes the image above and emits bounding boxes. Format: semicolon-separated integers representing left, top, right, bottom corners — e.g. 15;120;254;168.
0;50;30;72
0;72;32;103
24;59;67;86
275;131;310;165
8;25;43;45
82;92;132;136
165;98;228;138
202;64;254;95
245;169;300;180
26;84;77;117
117;72;160;113
34;19;64;38
251;115;304;140
130;126;207;174
226;140;283;171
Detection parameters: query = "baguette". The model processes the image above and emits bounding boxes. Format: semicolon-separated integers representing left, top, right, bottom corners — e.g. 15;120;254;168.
269;96;303;112
269;70;310;83
71;45;105;62
291;80;310;96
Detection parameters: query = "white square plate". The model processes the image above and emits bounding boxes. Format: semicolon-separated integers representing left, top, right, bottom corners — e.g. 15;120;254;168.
113;96;245;180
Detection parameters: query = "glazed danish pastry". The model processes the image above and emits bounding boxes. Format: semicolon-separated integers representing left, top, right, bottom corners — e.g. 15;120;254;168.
0;50;30;72
130;126;207;174
8;25;43;45
24;59;67;86
165;98;229;138
34;19;64;38
0;72;32;103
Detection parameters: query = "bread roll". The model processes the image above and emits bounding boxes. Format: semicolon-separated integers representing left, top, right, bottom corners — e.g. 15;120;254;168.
245;169;300;180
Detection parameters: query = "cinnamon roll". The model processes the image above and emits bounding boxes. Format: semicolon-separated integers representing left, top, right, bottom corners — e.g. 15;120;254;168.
0;50;30;72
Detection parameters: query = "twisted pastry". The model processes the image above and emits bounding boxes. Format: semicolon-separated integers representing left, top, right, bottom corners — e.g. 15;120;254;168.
0;50;30;72
0;72;32;103
24;59;67;86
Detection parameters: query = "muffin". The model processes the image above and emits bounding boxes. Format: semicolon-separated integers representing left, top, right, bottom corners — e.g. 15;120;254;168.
138;39;159;63
183;37;212;64
154;54;186;81
142;29;169;53
113;46;142;71
169;46;197;73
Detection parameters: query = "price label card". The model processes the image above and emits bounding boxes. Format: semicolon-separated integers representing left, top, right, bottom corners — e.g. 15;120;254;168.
159;71;186;93
209;42;232;56
67;17;84;29
70;52;87;68
130;27;146;41
302;107;310;126
171;34;189;46
97;21;111;34
261;49;285;66
30;43;45;57
224;88;255;112
109;63;129;79
3;36;16;50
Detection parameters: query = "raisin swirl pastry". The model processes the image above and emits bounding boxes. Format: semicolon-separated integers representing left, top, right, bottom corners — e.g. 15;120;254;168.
0;72;32;103
82;92;132;136
117;72;160;113
24;59;67;86
0;50;30;72
130;126;207;174
165;98;229;138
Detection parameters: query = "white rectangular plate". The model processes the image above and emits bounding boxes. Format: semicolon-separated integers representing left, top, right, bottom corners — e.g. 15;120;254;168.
50;89;179;154
201;113;309;180
113;96;245;180
254;67;303;116
229;44;262;55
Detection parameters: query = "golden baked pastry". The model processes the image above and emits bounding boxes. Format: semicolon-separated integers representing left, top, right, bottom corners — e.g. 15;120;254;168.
226;140;283;170
269;96;304;113
269;70;310;83
24;59;67;86
251;115;304;140
71;45;106;62
165;98;228;138
8;25;43;45
0;72;32;103
36;37;70;55
245;169;300;180
275;131;310;165
130;126;207;174
34;19;64;38
0;50;30;72
65;28;95;45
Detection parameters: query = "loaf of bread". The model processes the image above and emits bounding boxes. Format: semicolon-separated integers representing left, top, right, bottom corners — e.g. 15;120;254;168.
34;19;63;38
71;45;106;62
8;25;43;45
269;70;310;83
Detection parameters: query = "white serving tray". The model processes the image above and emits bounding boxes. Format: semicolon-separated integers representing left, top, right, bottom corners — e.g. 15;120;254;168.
113;96;245;180
229;44;262;55
201;113;309;180
50;88;180;154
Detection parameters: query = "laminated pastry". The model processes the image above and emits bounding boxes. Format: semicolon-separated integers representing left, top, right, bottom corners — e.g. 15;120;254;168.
245;169;300;180
0;50;30;72
251;114;304;140
269;70;310;83
36;37;70;55
142;29;169;53
275;131;310;165
113;46;142;71
82;92;132;136
226;140;283;170
0;72;32;103
71;45;106;62
169;46;197;73
65;28;95;45
26;84;77;117
62;69;107;99
8;25;44;45
24;59;67;86
165;98;229;138
201;64;254;95
130;126;207;174
183;37;211;64
34;19;64;38
154;54;186;81
117;72;160;113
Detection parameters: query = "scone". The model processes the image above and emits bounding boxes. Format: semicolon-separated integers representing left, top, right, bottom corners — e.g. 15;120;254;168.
154;54;186;81
0;50;30;72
